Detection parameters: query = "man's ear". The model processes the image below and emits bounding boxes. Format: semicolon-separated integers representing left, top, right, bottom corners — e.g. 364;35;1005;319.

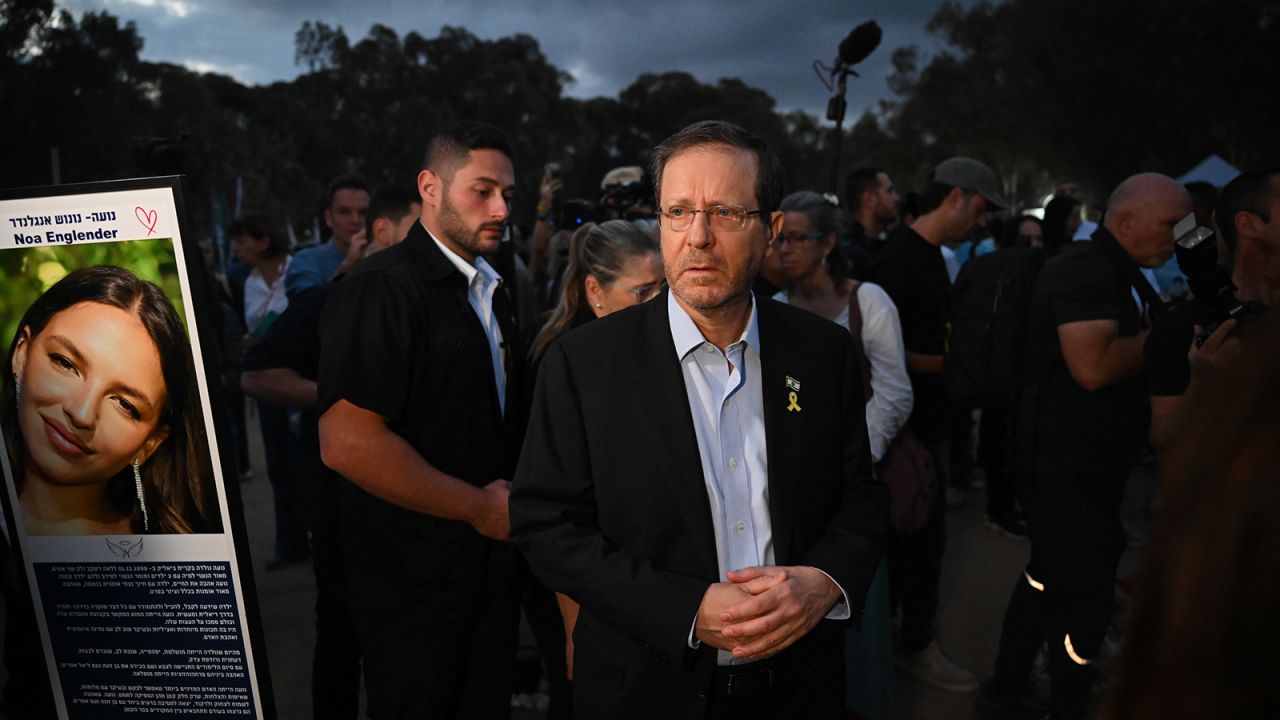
11;326;31;379
766;210;784;242
1236;210;1261;240
418;169;441;208
1111;206;1134;237
371;217;392;247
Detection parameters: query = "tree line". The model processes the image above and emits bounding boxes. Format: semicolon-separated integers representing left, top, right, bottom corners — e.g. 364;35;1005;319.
2;0;1275;245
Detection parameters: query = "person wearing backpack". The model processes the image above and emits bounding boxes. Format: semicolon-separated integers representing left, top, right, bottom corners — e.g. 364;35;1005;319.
945;215;1048;538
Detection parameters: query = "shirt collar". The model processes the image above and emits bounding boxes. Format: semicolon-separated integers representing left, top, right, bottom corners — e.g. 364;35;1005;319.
667;291;760;361
426;224;501;289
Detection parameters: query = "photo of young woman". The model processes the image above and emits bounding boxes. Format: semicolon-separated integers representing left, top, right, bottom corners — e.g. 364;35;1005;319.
2;265;222;535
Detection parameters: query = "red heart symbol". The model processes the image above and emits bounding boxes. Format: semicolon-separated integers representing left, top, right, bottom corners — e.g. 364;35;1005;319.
135;207;159;236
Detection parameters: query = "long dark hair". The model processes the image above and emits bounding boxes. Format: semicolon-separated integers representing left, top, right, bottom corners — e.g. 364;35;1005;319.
3;266;221;534
530;220;658;361
1042;195;1082;252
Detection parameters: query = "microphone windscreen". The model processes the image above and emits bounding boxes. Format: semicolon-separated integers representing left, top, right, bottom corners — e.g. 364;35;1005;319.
838;21;882;66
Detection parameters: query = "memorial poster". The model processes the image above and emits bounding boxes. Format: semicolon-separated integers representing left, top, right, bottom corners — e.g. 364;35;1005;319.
0;178;274;719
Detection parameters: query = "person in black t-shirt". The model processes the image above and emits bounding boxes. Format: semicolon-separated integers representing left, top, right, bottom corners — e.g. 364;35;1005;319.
870;156;1007;694
1144;168;1280;450
982;173;1191;720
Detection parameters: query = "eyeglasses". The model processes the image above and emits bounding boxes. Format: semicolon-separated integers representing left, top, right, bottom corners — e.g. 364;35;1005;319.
775;231;824;247
657;205;762;232
625;280;667;303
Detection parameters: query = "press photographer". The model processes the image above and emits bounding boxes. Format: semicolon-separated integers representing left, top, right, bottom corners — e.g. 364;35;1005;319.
1145;168;1280;450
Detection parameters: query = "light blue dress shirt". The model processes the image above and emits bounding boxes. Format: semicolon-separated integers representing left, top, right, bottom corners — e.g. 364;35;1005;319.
668;294;849;661
668;292;773;577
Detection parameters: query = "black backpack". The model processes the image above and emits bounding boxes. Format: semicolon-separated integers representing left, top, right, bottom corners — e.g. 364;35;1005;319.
944;246;1045;409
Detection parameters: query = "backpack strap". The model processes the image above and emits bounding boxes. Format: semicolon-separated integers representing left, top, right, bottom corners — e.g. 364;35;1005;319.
846;281;873;400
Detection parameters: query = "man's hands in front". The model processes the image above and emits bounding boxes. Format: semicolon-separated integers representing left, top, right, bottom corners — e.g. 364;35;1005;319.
694;566;841;661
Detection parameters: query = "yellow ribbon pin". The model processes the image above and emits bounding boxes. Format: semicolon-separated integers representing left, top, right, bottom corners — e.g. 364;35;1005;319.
786;391;801;412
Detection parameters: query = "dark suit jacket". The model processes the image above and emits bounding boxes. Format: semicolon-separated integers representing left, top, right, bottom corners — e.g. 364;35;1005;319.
510;292;888;719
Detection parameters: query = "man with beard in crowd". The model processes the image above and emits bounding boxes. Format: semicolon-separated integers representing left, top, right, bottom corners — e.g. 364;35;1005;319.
318;122;523;719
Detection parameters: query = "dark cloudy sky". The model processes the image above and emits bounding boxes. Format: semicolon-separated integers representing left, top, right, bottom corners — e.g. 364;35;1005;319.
59;0;961;119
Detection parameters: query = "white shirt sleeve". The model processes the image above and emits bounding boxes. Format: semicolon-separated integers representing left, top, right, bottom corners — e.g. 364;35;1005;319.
855;283;913;462
243;270;269;330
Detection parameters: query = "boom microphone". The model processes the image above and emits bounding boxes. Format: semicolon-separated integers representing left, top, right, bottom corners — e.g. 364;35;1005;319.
836;21;882;69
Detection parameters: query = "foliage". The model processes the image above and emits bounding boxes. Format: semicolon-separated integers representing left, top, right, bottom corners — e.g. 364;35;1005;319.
2;0;1276;242
0;239;186;354
870;0;1280;207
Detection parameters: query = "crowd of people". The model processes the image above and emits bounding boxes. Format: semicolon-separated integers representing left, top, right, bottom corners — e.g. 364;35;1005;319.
2;116;1277;720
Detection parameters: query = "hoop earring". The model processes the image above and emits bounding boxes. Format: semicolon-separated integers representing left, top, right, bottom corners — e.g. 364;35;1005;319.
133;460;151;533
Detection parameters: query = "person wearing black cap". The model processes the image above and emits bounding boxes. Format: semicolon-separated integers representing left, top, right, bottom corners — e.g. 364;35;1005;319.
870;156;1008;693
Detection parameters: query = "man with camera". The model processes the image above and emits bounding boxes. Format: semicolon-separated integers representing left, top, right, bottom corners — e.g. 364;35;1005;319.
1145;168;1280;450
981;173;1190;720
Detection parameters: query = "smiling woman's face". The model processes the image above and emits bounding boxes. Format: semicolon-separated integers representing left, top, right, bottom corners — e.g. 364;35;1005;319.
13;301;170;488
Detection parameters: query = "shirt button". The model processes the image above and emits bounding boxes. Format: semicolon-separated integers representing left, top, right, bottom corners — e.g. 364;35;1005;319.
728;458;738;469
735;521;745;532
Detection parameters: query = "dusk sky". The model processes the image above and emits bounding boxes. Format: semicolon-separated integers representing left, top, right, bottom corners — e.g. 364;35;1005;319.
58;0;963;120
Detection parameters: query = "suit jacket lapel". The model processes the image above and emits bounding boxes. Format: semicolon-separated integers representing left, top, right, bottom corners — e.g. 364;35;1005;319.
757;300;804;566
630;293;720;580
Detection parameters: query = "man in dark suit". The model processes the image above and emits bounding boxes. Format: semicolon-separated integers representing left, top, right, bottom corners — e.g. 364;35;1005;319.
510;120;888;719
318;122;522;719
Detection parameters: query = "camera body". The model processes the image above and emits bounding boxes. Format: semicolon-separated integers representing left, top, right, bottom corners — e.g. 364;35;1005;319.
1173;216;1266;345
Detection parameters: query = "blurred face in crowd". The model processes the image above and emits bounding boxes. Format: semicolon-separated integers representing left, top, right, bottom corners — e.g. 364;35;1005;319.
1018;218;1044;247
870;172;901;224
942;190;989;242
230;233;269;266
367;204;422;256
1112;180;1192;268
423;149;514;264
777;211;836;284
1064;204;1083;239
585;250;665;317
12;302;170;491
325;188;370;250
658;144;781;312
